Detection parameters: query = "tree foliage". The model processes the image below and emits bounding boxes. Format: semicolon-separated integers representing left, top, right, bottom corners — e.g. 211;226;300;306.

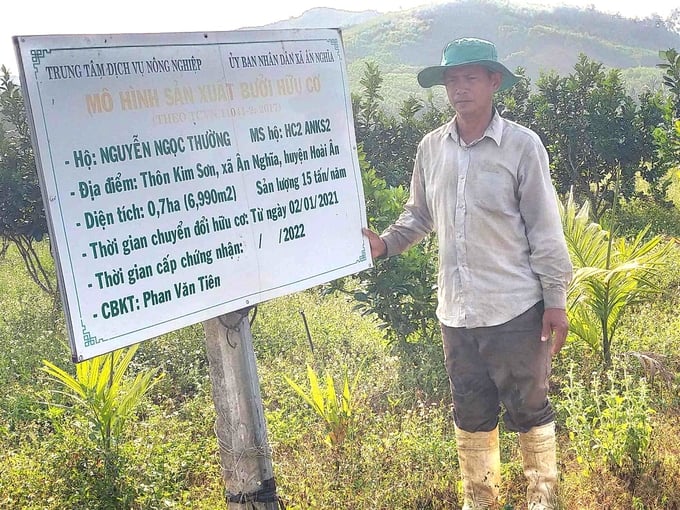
654;49;680;182
327;150;439;349
0;66;53;294
338;64;444;348
531;55;657;220
658;48;680;116
351;61;451;187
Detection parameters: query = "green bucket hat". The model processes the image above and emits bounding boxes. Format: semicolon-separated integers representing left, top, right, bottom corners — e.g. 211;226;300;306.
417;37;521;91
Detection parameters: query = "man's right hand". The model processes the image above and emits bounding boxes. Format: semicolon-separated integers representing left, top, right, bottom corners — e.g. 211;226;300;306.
362;228;387;260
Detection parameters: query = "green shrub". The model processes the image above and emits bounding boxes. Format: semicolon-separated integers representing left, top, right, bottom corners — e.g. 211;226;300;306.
42;344;163;451
561;192;673;367
270;401;461;509
557;359;654;481
0;396;223;509
131;323;209;406
0;243;65;429
617;197;680;239
284;363;362;447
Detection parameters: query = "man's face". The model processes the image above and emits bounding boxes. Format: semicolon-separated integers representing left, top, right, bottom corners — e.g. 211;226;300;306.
443;64;501;118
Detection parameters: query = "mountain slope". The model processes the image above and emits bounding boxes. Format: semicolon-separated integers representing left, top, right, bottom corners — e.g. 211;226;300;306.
254;7;381;30
261;1;680;106
341;0;680;78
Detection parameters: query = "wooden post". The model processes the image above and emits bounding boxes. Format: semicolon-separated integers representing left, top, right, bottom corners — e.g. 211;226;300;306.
203;309;279;509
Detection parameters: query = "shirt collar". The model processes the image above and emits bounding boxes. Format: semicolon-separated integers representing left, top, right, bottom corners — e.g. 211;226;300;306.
449;109;503;147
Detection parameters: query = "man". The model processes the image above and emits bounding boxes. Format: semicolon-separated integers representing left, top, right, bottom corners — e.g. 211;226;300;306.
362;38;573;510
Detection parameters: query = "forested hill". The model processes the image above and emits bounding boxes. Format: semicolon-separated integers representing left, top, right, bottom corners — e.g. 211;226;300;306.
342;0;679;77
260;0;680;102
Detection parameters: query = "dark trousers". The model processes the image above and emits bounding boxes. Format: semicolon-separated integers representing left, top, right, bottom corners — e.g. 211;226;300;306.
441;302;554;433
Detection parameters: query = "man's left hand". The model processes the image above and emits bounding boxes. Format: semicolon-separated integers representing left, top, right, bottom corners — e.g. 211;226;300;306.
541;308;568;356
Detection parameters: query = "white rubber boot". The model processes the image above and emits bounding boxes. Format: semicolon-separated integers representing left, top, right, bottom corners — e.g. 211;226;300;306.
519;422;558;510
455;425;501;510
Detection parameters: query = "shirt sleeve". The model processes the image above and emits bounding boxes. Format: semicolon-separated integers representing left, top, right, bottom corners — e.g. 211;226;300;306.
517;133;573;309
380;143;434;257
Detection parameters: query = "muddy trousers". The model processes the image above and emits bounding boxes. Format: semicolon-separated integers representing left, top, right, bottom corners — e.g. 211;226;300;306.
442;302;558;509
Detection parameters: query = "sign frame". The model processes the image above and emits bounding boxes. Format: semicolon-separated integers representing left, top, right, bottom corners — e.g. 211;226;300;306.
14;28;372;362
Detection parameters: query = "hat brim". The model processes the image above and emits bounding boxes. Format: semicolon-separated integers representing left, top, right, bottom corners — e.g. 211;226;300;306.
417;60;521;91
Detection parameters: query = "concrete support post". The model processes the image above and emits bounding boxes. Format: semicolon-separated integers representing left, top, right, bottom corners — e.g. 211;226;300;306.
203;310;279;509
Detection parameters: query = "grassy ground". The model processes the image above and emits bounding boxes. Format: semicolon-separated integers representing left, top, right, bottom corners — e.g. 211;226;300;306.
1;242;679;509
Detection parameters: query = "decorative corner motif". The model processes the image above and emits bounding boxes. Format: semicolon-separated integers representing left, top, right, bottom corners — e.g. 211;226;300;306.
328;38;341;57
81;322;103;348
356;243;367;263
31;48;52;72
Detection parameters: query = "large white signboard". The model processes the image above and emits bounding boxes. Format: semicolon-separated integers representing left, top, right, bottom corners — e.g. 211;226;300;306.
15;29;371;362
